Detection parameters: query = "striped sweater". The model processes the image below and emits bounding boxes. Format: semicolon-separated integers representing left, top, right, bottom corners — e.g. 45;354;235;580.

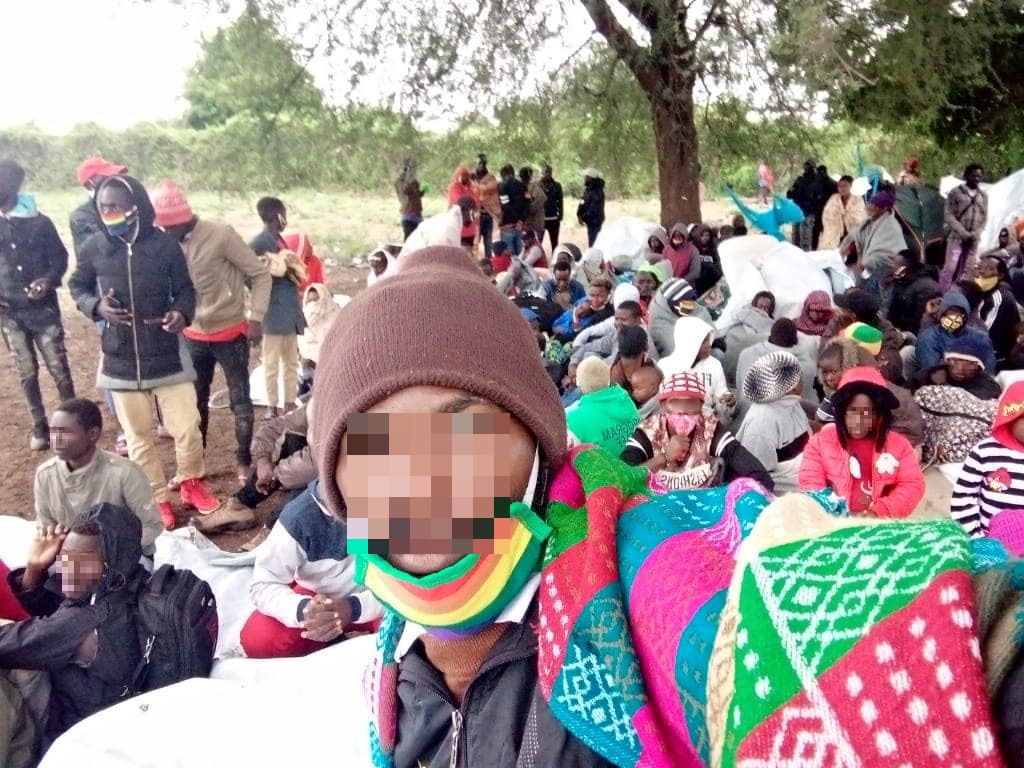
951;437;1024;537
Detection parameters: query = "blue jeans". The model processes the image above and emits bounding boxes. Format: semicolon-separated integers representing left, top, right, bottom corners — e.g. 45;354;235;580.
479;212;494;259
500;227;523;257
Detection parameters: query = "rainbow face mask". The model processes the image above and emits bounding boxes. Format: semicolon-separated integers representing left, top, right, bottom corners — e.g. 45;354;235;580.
101;207;138;239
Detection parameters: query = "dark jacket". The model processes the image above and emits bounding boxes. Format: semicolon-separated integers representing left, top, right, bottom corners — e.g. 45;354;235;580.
394;609;612;768
540;178;563;222
980;282;1019;364
0;206;67;317
887;268;939;336
787;171;822;217
577;177;605;226
911;364;1003;400
69;176;196;387
69;199;102;257
498;177;529;228
249;229;306;336
0;504;144;743
620;423;775;491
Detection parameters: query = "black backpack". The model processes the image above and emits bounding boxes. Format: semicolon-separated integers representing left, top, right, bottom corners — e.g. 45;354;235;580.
126;565;219;696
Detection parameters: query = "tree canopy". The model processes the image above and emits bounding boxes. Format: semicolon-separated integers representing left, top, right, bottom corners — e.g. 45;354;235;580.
183;0;327;129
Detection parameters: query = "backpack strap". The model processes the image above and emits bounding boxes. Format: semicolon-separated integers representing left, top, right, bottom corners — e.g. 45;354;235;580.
514;694;540;768
148;565;174;596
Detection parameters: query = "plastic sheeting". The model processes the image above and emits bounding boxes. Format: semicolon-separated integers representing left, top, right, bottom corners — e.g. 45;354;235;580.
714;235;846;333
592;217;659;266
41;636;375;768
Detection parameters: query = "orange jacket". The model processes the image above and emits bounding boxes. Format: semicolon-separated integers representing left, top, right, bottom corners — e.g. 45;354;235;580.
799;424;924;518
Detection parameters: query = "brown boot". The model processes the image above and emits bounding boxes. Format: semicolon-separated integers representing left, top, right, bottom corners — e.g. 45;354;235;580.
191;498;257;534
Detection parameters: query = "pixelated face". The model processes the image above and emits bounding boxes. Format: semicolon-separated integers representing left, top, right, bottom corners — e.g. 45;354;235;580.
807;308;829;323
838;179;851;197
634;271;657;298
699;230;712;246
843;393;876;440
553;267;570;290
925;297;943;317
999;230;1011;248
50;410;97;463
948;357;980;382
754;297;773;314
337;386;536;576
57;533;104;600
96;183;133;216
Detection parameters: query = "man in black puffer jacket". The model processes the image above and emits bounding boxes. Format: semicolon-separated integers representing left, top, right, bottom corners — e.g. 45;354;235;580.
0;159;76;451
0;504;144;751
69;175;220;524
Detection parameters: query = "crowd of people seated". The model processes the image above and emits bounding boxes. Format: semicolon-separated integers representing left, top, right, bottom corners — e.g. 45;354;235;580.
2;153;1024;767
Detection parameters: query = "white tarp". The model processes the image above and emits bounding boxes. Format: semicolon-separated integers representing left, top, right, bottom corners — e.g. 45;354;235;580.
714;235;841;333
592;217;658;266
41;636;375;768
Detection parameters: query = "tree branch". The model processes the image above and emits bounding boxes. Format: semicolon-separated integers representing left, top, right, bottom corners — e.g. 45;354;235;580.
580;0;657;90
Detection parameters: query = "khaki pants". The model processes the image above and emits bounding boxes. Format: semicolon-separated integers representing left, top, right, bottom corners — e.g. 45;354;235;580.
262;333;298;410
112;381;205;503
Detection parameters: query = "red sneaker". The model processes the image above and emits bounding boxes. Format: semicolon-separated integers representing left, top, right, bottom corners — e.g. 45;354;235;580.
180;478;221;515
158;501;177;530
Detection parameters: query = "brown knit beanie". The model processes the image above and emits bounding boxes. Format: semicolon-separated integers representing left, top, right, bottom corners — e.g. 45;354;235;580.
313;245;567;518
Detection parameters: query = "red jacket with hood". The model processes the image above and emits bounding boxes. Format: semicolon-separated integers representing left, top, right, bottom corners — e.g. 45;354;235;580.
799;367;925;517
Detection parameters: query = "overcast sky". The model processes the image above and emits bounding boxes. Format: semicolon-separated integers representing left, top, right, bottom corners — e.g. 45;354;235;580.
5;0;601;133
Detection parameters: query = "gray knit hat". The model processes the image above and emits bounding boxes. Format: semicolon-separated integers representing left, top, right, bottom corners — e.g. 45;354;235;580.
312;246;567;519
659;278;698;316
742;351;803;404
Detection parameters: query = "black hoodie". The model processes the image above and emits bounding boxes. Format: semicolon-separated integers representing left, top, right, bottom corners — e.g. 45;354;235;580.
577;177;605;226
69;175;196;387
0;503;144;744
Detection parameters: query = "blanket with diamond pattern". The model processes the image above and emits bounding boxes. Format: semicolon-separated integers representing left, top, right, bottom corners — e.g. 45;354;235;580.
707;493;1002;767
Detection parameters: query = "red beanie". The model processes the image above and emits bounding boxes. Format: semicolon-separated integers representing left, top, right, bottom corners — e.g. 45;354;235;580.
312;246;567;519
149;179;194;228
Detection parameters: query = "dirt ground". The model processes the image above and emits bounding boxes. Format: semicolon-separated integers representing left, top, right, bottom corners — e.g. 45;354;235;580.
0;263;368;551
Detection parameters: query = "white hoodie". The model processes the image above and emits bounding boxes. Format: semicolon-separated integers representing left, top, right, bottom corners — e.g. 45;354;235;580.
657;315;735;423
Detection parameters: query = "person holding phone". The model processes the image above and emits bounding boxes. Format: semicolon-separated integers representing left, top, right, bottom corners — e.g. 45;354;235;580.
0;159;76;451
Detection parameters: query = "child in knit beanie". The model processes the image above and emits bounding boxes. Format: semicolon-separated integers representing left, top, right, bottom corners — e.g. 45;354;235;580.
735;351;810;492
952;381;1024;538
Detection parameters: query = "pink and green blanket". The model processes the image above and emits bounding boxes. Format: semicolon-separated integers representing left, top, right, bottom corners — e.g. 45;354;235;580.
706;494;1002;767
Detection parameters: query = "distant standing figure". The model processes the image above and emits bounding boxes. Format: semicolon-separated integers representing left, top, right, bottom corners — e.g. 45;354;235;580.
539;164;564;249
473;154;501;260
519;166;547;244
757;161;774;205
447;165;480;249
941;163;988;291
249;197;306;419
578;169;606;247
819;174;867;250
0;159;76;451
395;159;424;240
786;160;819;250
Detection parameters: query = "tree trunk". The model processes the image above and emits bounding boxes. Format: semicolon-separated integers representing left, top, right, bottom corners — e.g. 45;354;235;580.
649;86;703;227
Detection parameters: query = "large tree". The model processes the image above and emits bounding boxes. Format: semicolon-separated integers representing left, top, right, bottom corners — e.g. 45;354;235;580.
204;0;765;226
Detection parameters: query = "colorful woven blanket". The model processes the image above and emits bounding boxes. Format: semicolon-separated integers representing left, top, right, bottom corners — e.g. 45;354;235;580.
707;493;1003;767
538;444;774;767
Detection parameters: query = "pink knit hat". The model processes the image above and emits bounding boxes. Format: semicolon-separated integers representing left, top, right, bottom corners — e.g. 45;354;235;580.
150;179;194;228
658;370;706;403
988;510;1024;556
